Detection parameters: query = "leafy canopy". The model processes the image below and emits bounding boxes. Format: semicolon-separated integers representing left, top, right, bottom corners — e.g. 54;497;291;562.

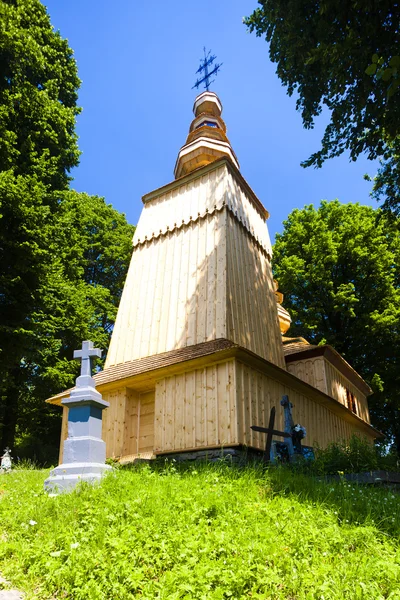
245;0;400;213
273;200;400;451
0;0;81;187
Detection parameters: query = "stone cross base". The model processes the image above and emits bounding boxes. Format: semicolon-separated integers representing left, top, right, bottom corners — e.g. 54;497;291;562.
44;462;112;494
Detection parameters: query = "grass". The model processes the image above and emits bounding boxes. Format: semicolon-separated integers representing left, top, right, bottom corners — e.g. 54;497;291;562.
0;462;400;599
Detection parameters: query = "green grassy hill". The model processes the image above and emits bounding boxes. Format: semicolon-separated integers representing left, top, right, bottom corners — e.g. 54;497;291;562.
0;463;399;599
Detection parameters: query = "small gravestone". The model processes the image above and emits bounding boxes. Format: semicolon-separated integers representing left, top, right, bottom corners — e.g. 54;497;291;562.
0;448;12;473
44;341;111;493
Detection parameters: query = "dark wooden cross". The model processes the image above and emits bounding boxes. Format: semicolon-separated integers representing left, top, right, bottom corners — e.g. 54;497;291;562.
251;406;291;463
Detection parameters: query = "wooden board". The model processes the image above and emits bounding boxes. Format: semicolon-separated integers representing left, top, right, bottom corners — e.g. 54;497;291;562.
154;360;237;453
235;360;375;451
226;211;285;369
287;357;370;424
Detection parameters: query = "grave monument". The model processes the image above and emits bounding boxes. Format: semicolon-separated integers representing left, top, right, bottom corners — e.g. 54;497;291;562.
44;341;111;493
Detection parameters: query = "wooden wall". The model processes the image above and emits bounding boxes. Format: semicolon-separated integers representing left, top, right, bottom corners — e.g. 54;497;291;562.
235;361;375;451
57;357;374;464
134;163;272;257
101;388;155;459
58;407;68;464
105;162;281;370
58;388;156;462
287;357;370;424
286;357;328;395
226;211;285;368
324;360;370;423
106;209;228;368
154;360;237;453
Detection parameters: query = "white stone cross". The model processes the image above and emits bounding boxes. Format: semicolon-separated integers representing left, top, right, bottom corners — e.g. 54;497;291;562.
73;340;102;378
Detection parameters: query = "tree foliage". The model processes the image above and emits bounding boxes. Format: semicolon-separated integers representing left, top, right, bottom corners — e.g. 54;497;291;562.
0;0;134;460
245;0;400;214
273;201;400;452
0;0;80;186
16;192;134;461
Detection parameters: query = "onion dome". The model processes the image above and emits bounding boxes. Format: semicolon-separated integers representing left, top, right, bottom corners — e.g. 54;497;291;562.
174;91;240;179
273;279;292;335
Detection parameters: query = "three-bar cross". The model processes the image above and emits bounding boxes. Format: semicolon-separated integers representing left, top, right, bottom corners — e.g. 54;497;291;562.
192;47;222;91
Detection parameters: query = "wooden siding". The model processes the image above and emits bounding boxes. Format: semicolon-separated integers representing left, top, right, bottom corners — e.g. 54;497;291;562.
225;167;272;257
154;360;237;453
135;162;272;257
101;387;129;458
106;162;281;370
235;361;375;451
106;209;228;367
137;391;155;454
226;211;285;369
58;407;68;464
102;388;155;458
324;360;370;423
286;357;328;395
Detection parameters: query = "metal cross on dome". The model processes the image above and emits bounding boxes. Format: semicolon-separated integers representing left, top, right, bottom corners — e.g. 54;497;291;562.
192;47;222;91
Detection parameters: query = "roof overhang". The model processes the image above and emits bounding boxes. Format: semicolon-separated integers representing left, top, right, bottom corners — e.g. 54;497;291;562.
46;339;382;440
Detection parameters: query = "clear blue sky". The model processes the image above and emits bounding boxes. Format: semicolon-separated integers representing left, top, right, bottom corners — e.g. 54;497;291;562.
45;0;377;239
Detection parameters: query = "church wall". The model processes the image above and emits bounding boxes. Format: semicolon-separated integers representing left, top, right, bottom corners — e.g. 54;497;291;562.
286;357;328;395
105;208;228;367
225;167;272;257
235;361;375;451
101;387;130;458
323;360;370;423
154;360;237;453
226;211;285;369
101;388;156;459
133;162;272;258
133;164;227;247
58;406;69;464
105;160;278;371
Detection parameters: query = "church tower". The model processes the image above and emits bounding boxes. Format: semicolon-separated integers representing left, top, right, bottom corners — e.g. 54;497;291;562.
49;89;378;462
105;90;285;371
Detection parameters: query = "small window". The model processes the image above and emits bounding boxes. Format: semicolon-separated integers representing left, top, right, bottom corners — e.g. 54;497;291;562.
195;120;219;129
345;389;358;415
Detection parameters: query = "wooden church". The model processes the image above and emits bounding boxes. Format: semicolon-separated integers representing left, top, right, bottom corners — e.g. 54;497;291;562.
48;90;381;463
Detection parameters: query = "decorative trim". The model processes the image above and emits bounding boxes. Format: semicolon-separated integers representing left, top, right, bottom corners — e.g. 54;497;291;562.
141;157;269;220
132;204;272;260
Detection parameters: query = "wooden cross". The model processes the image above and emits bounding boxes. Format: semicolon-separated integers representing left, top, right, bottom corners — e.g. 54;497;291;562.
251;406;291;463
73;340;102;378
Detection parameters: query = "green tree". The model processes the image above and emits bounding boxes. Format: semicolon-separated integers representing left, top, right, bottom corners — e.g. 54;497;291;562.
244;0;400;214
0;0;81;450
0;0;80;185
0;0;135;458
273;201;400;452
16;192;134;461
